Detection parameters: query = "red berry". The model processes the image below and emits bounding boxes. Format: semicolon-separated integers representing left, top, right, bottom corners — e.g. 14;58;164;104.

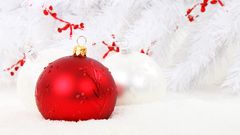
80;23;84;29
201;2;208;7
201;7;206;12
188;15;194;22
73;25;79;29
10;72;14;76
211;0;217;4
57;28;62;33
52;13;57;17
43;10;48;16
186;9;192;15
20;60;25;66
15;66;19;71
49;5;53;10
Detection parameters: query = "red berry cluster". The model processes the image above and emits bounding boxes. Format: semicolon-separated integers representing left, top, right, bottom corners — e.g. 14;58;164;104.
43;5;84;38
102;34;120;59
4;54;26;76
186;0;224;22
101;34;156;58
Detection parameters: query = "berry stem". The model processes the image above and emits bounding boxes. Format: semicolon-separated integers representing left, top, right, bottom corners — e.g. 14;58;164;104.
43;5;85;38
185;0;224;22
3;53;26;76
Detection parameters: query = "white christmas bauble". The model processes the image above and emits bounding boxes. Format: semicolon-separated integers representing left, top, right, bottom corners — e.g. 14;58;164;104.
17;48;69;112
102;50;166;105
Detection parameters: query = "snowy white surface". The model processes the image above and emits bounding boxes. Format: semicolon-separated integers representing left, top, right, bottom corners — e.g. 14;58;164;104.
1;87;240;135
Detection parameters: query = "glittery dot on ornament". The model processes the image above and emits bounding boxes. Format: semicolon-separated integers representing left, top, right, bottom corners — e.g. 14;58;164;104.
43;5;85;38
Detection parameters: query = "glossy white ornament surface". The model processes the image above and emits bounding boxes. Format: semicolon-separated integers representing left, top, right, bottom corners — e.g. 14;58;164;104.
103;51;166;105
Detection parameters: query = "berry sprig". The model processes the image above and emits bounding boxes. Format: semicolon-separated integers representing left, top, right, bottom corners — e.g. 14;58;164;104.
140;40;157;56
101;34;157;58
140;42;157;56
186;0;224;22
3;53;26;76
43;5;85;38
102;34;120;59
140;48;151;55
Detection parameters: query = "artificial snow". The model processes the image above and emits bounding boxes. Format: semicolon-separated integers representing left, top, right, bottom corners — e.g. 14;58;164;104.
1;87;240;135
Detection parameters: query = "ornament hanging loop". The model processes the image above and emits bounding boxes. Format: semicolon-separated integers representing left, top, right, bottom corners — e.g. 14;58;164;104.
77;36;87;46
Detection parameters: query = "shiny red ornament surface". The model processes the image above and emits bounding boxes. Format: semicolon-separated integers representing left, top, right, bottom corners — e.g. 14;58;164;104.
35;56;117;121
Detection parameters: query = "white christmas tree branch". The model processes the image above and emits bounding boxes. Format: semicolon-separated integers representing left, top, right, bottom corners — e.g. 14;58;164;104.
223;49;240;93
124;0;185;65
168;6;234;91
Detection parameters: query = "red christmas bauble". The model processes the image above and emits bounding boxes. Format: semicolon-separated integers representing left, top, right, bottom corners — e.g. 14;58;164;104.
35;54;117;121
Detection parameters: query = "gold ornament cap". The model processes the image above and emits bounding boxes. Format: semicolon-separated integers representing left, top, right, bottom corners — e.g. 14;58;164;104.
73;36;87;57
